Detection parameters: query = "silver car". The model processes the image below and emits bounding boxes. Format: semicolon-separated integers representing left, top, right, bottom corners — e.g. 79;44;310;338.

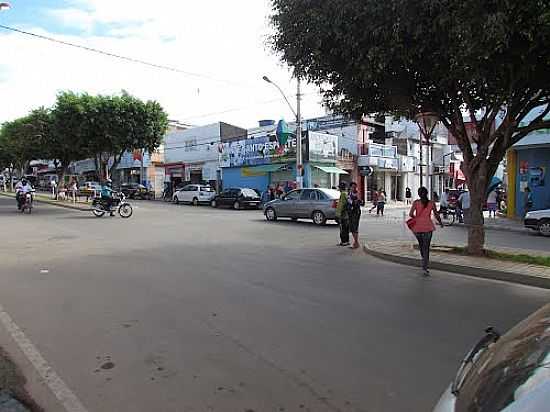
433;303;550;412
263;188;340;225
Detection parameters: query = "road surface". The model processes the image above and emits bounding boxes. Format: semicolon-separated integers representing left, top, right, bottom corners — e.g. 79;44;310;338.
0;196;549;412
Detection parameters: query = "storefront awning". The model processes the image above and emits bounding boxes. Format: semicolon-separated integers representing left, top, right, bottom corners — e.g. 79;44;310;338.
314;165;349;175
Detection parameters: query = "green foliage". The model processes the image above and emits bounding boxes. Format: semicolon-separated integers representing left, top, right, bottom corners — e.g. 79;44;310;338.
0;90;168;181
271;0;550;253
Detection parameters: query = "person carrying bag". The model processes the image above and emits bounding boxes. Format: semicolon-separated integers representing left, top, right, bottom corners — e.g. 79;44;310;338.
407;187;443;276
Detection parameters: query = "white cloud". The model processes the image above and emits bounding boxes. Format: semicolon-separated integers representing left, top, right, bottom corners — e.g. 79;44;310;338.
0;0;325;128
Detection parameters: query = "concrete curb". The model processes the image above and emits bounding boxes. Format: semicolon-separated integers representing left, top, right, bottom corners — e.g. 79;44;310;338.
362;243;550;290
0;193;89;212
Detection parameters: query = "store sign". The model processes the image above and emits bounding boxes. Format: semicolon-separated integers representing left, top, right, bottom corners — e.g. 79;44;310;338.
220;135;297;167
308;132;337;163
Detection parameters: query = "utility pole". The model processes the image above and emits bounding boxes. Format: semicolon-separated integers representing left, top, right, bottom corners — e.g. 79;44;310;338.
419;132;423;188
296;78;303;188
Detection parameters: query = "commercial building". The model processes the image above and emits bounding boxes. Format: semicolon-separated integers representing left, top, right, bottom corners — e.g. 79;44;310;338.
220;125;346;192
507;131;550;218
164;122;247;190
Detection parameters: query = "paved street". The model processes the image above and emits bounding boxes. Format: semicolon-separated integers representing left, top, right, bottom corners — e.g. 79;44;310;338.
1;196;549;412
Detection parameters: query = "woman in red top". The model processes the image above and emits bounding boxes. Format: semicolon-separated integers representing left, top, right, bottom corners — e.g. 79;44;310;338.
409;187;443;276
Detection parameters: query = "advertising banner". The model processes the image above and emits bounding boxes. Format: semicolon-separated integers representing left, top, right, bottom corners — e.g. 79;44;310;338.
220;135;297;167
307;132;337;163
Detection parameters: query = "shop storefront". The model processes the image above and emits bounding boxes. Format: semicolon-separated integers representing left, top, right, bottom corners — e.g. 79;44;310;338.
220;131;346;192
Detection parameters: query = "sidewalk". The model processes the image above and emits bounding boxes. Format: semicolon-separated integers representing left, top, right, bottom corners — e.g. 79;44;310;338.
361;206;528;234
0;192;90;211
363;240;550;289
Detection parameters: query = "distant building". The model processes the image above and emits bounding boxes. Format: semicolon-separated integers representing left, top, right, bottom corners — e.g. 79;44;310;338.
164;122;247;190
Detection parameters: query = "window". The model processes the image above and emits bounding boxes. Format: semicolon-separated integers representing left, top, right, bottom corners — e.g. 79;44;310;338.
230;189;241;197
200;186;214;192
184;139;197;152
284;190;302;201
301;189;318;201
241;188;258;198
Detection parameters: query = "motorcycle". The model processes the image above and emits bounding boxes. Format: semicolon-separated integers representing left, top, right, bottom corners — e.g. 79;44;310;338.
18;191;34;214
91;192;133;218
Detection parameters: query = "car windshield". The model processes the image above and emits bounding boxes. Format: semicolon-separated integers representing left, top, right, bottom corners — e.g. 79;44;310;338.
455;305;550;412
241;188;258;197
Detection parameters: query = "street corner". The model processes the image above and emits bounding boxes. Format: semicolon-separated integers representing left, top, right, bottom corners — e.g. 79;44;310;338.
363;240;550;290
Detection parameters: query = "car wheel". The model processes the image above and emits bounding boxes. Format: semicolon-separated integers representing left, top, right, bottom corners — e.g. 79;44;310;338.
173;195;179;205
265;207;277;221
312;210;327;226
211;199;217;208
192;197;199;206
233;201;240;210
539;219;550;237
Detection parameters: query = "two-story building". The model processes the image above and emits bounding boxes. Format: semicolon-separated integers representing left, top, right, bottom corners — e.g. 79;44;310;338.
164;122;247;190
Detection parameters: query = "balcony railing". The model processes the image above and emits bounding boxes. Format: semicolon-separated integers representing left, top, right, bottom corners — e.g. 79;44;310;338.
357;143;397;158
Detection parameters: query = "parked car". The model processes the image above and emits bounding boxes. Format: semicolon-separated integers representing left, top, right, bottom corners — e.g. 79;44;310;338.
263;188;340;225
173;184;215;206
119;183;154;200
433;303;550;412
211;187;261;210
524;209;550;237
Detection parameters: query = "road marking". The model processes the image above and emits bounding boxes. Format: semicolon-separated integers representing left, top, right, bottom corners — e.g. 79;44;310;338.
0;303;88;412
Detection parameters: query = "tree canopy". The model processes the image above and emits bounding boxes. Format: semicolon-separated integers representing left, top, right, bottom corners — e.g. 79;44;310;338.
0;91;168;182
271;0;550;254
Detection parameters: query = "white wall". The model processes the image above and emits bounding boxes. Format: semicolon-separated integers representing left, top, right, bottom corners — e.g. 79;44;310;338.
165;123;221;164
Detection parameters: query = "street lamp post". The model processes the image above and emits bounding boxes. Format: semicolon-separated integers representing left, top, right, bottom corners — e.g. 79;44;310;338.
415;112;439;195
263;76;303;188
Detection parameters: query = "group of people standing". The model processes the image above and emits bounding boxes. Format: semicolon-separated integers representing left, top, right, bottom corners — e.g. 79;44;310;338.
336;181;363;249
336;182;443;277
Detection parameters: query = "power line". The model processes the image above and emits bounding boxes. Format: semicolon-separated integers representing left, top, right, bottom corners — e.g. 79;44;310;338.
180;92;319;122
0;24;253;88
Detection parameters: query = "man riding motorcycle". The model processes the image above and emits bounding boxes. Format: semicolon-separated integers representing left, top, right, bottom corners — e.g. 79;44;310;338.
16;178;33;210
100;179;115;216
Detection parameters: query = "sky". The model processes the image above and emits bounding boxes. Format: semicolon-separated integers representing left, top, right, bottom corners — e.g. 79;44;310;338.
0;0;326;128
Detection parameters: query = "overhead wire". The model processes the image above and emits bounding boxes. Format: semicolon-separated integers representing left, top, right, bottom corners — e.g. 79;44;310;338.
0;24;255;88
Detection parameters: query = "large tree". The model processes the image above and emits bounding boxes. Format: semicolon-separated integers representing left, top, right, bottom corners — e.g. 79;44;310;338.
271;0;550;255
66;91;168;182
50;92;93;182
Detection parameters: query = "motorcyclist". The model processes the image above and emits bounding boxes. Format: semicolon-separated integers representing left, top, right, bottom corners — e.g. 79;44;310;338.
100;179;115;216
16;178;33;209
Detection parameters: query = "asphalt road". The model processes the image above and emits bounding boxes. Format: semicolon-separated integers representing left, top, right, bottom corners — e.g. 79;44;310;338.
0;196;549;412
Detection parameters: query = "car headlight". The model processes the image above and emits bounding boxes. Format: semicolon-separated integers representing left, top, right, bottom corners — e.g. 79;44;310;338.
525;212;532;219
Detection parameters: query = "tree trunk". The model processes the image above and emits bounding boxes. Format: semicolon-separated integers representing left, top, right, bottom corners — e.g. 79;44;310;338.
466;176;488;256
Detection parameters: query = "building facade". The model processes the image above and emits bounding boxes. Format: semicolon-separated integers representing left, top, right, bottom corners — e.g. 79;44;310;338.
507;132;550;218
164;122;247;190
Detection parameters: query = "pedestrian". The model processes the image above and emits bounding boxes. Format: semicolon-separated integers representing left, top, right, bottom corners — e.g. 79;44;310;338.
347;182;362;249
377;190;386;216
70;179;78;203
50;178;57;200
336;181;350;246
405;187;412;205
261;185;272;204
368;188;379;213
432;191;439;203
275;183;284;199
439;188;449;215
486;188;498;219
457;190;470;224
408;186;444;276
523;187;533;218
